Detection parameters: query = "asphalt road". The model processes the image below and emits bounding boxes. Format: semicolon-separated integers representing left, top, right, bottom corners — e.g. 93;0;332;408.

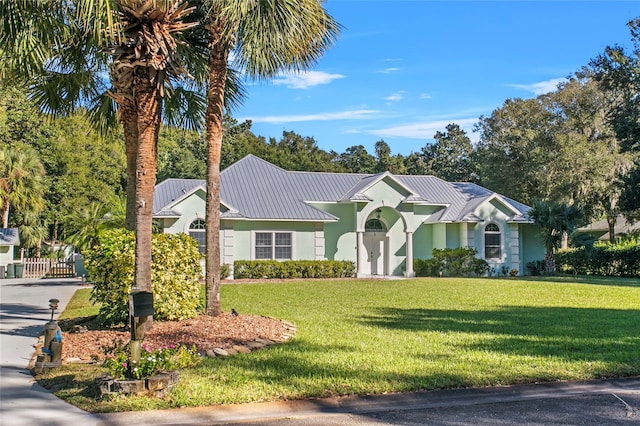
1;277;639;426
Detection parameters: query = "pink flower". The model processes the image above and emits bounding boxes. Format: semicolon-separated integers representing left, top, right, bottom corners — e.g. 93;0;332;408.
122;362;127;367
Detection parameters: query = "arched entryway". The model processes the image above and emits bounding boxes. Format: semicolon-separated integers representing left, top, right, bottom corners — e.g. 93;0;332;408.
363;217;387;276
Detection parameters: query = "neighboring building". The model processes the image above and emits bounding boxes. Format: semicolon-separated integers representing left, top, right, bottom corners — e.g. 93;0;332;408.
573;215;640;242
0;228;20;277
153;155;544;278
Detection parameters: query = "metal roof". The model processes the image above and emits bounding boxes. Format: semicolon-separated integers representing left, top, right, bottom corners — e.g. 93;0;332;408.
153;155;531;222
0;228;20;245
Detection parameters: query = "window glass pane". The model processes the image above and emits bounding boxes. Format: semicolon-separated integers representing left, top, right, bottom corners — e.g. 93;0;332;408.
485;223;499;232
255;246;272;259
275;233;291;246
485;234;500;246
486;246;501;259
189;231;205;254
190;219;206;230
275;247;292;260
255;233;272;246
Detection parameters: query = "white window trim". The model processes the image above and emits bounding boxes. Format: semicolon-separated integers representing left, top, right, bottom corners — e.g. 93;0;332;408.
251;231;296;261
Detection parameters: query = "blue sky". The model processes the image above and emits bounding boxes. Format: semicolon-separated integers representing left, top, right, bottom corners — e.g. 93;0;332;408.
233;1;639;156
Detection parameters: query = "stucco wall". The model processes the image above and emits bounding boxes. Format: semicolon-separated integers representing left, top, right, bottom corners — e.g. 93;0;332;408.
231;221;318;261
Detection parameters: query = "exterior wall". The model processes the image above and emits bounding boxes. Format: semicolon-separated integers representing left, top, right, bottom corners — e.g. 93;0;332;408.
231;221;318;261
413;225;433;259
472;200;517;273
521;223;545;273
0;245;13;268
316;203;357;263
446;223;461;248
162;189;207;235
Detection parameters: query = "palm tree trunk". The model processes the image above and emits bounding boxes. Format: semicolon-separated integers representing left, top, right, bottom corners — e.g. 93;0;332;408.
544;249;556;275
204;28;229;317
1;201;9;228
133;70;161;294
121;98;139;232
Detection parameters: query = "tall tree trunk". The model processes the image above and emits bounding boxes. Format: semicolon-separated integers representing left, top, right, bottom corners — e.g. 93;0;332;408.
544;249;556;275
1;201;9;228
133;70;161;294
204;27;229;317
121;98;139;231
607;214;616;244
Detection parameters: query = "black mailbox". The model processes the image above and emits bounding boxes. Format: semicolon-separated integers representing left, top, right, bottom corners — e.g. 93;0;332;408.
130;291;154;317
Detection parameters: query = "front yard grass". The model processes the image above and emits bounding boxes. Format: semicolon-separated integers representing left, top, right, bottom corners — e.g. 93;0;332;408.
37;276;640;412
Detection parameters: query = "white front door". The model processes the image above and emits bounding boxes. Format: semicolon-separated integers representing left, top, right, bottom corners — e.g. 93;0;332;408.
364;233;386;276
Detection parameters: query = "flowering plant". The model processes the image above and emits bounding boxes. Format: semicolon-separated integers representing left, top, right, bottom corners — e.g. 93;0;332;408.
103;340;200;380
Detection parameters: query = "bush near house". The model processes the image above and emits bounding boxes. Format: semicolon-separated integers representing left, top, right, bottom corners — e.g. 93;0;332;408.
234;260;356;279
414;247;489;277
555;240;640;278
84;229;202;326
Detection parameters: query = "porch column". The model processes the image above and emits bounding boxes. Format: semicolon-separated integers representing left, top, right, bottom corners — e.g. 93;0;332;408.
405;231;414;277
356;231;365;276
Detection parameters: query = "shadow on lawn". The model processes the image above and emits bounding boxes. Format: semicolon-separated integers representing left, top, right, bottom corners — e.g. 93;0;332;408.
195;339;470;397
359;306;640;363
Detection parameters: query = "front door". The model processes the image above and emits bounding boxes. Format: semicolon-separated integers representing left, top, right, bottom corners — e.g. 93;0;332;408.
364;233;386;276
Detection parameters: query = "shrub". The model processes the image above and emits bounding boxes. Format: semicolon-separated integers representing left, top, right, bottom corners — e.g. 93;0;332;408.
220;263;231;279
233;260;356;279
85;229;202;326
555;241;640;278
526;260;545;276
102;340;200;380
414;247;488;277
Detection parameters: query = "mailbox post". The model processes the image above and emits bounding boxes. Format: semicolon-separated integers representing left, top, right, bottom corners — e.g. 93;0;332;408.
128;289;154;369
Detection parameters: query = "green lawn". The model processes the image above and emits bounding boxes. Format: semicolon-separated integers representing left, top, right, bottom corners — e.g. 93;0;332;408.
39;276;640;412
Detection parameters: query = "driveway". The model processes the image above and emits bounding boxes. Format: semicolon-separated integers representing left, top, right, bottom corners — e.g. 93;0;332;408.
0;278;99;425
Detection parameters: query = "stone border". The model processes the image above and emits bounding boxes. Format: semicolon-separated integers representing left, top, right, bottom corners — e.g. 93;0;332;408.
96;371;180;397
203;320;297;358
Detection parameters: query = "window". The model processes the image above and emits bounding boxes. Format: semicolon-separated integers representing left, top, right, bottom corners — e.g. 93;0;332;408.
255;232;292;260
189;219;206;254
484;223;501;259
365;219;386;232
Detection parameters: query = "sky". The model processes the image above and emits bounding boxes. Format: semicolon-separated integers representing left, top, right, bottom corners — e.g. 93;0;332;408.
233;1;639;156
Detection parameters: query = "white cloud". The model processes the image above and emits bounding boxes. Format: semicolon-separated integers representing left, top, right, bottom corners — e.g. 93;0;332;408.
272;71;345;89
507;78;567;96
369;118;479;141
379;67;400;74
243;109;380;124
419;93;432;100
384;91;405;102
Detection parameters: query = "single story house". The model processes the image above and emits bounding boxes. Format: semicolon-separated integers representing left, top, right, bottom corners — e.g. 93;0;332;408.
573;214;640;242
0;228;20;277
153;155;544;277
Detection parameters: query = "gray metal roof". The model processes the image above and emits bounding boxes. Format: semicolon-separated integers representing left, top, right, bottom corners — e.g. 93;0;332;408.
0;228;20;245
153;155;531;222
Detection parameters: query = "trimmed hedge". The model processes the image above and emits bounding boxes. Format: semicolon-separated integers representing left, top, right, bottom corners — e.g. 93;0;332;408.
414;247;489;277
84;229;202;326
555;241;640;278
233;260;355;279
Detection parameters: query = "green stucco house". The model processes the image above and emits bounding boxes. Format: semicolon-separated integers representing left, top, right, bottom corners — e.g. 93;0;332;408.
153;155;544;278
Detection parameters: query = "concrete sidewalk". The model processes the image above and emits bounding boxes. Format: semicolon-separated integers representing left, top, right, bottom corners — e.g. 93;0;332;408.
0;278;100;425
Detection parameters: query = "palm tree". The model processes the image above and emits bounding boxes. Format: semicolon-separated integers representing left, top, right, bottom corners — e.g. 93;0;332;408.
0;145;46;228
202;0;340;315
529;200;582;274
